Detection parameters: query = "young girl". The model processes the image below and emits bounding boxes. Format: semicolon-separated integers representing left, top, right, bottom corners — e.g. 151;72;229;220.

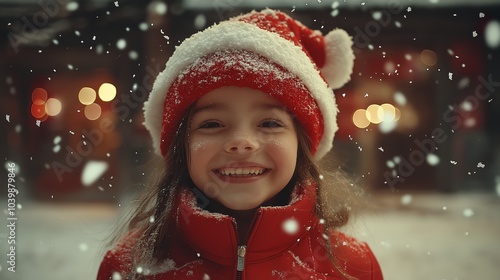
98;9;383;280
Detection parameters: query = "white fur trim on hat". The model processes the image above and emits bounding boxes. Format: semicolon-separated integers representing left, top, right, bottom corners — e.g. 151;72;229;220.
144;20;338;160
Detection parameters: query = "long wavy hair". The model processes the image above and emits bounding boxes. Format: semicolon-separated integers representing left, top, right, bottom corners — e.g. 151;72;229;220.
106;104;361;279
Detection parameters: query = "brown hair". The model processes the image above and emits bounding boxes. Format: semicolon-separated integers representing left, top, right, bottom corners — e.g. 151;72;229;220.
106;104;361;279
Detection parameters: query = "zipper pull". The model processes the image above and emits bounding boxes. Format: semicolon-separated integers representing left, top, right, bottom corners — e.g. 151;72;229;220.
237;245;247;272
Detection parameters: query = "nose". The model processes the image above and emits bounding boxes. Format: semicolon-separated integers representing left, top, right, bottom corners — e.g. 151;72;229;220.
224;131;260;154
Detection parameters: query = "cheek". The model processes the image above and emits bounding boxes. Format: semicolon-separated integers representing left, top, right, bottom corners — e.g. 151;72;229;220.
190;138;211;153
189;133;221;155
264;134;298;152
265;136;298;165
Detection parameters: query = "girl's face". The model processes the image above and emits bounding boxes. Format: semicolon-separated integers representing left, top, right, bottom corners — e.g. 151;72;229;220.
188;86;298;210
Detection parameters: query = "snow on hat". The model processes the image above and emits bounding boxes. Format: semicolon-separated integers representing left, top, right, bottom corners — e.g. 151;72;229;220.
144;9;354;160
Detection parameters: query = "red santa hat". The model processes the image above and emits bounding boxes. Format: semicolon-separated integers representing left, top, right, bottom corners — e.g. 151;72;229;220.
144;9;354;160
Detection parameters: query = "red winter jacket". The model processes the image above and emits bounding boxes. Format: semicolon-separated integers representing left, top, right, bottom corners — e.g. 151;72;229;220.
97;185;383;279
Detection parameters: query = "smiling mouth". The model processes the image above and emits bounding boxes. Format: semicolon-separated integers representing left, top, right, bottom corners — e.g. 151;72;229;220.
215;167;268;177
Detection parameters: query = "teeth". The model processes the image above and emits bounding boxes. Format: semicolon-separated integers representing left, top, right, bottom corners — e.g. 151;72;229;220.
218;168;265;176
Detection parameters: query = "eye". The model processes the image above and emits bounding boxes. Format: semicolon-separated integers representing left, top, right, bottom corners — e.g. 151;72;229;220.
198;120;224;129
260;119;284;128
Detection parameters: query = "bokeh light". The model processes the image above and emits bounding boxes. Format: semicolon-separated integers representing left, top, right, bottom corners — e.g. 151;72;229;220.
380;103;396;122
98;83;117;102
354;103;401;129
84;103;102;120
353;109;370;129
366;104;384;124
31;103;46;119
395;107;402;121
79;87;97;105
45;98;62;116
32;88;48;105
420;49;437;66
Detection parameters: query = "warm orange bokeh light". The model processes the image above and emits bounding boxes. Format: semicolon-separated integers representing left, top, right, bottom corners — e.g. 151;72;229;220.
366;104;384;124
353;109;370;129
31;103;46;119
420;49;437;67
84;103;102;120
98;83;117;102
45;98;62;116
32;88;48;105
79;87;97;105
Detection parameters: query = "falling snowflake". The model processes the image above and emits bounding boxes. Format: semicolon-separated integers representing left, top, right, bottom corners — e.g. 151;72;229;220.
282;218;299;235
112;272;122;280
401;194;412;205
394;91;407;105
477;162;485;168
472;31;478;37
116;38;127;50
139;22;149;31
81;161;109;186
6;115;10;122
463;208;474;218
448;72;453;80
372;11;382;20
79;243;89;252
426;153;440;166
485;20;500;48
129;50;139;60
66;2;79;11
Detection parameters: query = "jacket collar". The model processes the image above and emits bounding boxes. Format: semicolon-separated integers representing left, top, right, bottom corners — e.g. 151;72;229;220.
174;182;317;267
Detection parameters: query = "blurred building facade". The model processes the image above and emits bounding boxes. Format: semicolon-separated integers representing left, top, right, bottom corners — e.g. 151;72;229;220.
0;0;499;201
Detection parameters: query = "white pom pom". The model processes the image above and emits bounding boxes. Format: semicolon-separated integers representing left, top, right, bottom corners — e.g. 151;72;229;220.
321;29;355;90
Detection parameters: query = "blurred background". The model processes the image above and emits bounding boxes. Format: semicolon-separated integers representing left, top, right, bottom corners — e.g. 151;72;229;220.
0;0;499;279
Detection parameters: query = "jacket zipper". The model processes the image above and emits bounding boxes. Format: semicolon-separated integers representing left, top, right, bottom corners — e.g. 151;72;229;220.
235;212;261;280
237;245;247;272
